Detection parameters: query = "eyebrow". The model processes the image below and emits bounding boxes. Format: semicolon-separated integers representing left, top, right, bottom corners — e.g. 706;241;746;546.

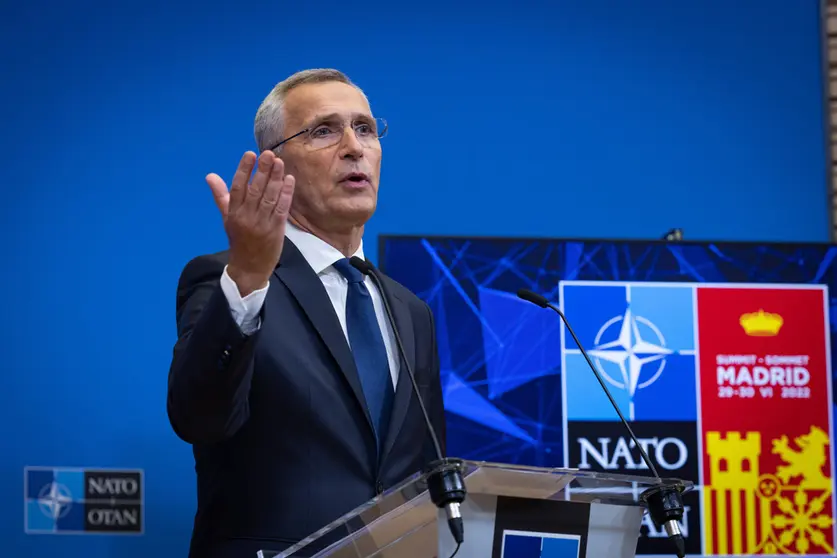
307;112;374;126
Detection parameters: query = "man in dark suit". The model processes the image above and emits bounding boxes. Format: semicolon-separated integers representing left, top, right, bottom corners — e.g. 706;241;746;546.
167;68;446;558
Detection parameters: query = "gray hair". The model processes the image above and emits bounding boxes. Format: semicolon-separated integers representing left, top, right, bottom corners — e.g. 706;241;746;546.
253;68;368;153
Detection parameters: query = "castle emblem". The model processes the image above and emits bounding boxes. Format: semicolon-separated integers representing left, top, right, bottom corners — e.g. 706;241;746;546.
704;427;834;555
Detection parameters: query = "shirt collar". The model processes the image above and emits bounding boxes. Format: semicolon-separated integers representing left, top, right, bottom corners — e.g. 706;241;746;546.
285;221;365;275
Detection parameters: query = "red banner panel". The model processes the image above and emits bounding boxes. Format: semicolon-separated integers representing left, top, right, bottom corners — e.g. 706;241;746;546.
697;285;833;556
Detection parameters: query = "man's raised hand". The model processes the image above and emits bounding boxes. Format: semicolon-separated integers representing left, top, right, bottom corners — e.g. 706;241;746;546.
206;150;295;296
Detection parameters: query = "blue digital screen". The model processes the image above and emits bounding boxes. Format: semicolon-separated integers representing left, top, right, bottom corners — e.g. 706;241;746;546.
380;236;837;556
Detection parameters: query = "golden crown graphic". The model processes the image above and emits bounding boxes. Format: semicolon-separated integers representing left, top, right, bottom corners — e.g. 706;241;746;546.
740;309;783;336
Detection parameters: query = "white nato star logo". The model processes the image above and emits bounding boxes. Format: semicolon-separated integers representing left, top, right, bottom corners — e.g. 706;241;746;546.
588;307;672;419
37;482;73;520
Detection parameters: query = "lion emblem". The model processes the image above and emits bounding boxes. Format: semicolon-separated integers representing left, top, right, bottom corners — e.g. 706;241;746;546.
771;425;831;489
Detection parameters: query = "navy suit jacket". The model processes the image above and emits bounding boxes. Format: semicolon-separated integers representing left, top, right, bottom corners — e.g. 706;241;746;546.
167;238;446;558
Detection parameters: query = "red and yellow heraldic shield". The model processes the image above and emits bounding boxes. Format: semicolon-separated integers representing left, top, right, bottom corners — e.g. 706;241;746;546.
697;285;834;556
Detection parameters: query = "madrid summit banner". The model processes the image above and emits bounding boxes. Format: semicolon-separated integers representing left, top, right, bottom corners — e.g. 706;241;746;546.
560;281;834;556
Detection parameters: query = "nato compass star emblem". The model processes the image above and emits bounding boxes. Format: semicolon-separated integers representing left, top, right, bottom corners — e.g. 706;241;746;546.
588;307;674;420
37;481;73;520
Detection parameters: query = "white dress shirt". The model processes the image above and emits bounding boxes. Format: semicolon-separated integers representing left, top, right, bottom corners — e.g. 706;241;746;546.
218;222;400;389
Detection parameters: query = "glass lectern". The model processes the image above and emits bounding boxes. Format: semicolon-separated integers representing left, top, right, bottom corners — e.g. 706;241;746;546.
256;459;693;558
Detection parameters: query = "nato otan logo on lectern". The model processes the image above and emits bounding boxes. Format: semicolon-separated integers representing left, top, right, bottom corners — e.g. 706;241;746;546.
24;466;144;534
500;530;581;558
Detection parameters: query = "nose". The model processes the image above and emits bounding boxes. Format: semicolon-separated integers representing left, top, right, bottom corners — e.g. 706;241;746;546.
338;126;364;159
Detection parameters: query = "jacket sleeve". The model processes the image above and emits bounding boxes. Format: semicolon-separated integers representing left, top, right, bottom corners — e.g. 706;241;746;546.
166;254;261;445
423;301;447;462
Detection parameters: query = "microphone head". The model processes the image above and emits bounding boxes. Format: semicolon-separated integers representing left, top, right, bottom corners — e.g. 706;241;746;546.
350;256;373;276
517;288;550;308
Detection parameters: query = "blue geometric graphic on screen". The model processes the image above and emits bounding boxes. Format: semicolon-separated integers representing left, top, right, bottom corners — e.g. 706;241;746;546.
444;371;535;443
379;236;837;471
380;234;837;489
562;282;696;421
501;530;580;558
478;287;561;399
666;245;727;282
25;467;86;534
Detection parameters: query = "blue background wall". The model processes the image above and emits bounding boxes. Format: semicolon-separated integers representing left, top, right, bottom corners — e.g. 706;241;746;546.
1;0;830;555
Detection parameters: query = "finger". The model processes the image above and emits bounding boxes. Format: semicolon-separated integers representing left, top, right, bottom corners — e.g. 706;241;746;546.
243;151;275;211
228;151;257;213
206;173;230;217
272;174;296;225
256;157;286;220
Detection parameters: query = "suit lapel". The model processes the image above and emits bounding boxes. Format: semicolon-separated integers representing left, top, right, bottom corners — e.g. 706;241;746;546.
274;240;374;434
378;274;417;464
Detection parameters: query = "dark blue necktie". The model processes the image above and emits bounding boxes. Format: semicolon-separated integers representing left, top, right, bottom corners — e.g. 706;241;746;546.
332;258;394;452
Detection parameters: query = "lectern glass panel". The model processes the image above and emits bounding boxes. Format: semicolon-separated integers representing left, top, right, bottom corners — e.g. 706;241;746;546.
258;459;693;558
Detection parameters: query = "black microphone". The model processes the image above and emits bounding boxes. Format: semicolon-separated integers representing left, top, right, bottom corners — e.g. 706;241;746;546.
517;288;687;558
351;257;466;550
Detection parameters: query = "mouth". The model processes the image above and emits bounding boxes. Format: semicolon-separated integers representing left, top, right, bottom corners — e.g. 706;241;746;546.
338;172;371;188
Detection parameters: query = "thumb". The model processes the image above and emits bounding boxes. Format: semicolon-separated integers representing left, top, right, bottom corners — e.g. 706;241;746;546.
206;173;230;217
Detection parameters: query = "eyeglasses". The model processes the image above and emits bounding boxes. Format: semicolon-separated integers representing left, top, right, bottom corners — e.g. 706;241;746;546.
269;116;388;151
